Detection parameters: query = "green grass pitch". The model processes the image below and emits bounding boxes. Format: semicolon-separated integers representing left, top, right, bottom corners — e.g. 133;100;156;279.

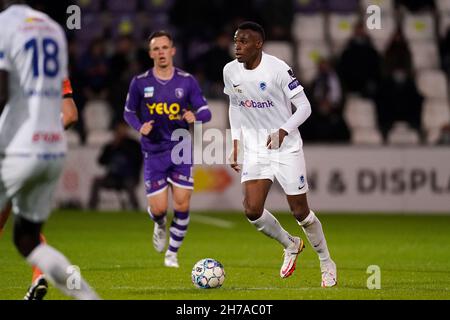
1;210;450;300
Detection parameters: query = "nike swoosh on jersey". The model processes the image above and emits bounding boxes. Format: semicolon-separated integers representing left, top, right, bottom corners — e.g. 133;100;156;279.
232;83;240;88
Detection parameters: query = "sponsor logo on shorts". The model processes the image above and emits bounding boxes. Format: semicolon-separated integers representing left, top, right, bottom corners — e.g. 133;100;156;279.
173;173;193;183
298;175;306;190
145;179;166;190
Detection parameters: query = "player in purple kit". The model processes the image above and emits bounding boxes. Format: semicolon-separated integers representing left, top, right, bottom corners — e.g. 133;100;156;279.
124;31;211;267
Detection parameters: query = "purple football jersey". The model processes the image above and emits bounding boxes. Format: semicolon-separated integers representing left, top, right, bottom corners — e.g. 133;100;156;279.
124;68;208;154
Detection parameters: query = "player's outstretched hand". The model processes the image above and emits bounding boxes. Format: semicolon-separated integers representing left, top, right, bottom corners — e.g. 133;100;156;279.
182;109;196;124
267;129;288;150
140;120;155;135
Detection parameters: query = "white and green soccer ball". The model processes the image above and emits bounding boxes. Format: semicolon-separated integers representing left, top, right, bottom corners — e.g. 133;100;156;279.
191;258;225;289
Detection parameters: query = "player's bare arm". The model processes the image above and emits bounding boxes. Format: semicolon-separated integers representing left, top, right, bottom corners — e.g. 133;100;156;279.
61;78;78;129
0;70;9;114
230;139;241;173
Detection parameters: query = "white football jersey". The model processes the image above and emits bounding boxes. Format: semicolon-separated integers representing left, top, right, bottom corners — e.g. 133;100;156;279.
223;52;304;154
0;4;67;155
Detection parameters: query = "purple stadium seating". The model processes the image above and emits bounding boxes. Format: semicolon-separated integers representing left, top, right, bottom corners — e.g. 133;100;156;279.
109;13;144;40
106;0;138;12
76;0;102;12
141;0;175;13
326;0;360;13
294;0;325;13
75;13;104;42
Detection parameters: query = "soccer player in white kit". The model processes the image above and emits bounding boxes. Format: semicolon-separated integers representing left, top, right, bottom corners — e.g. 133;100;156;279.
223;22;337;287
0;0;99;299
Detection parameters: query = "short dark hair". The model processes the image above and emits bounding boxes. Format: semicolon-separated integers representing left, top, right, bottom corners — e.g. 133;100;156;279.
237;21;265;42
148;30;173;43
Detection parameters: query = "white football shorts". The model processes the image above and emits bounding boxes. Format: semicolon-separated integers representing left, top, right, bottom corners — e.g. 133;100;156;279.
241;151;309;195
0;154;65;223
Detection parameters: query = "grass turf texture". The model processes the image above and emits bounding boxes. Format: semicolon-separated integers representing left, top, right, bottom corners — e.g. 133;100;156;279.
1;210;450;300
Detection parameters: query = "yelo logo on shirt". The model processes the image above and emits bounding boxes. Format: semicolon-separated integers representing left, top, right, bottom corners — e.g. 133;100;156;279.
146;102;182;120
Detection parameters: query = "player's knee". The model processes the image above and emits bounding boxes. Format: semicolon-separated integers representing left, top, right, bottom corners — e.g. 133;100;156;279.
149;204;168;216
173;200;190;212
288;199;310;222
243;200;264;220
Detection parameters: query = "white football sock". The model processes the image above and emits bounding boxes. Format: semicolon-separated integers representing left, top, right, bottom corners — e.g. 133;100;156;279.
27;244;100;300
249;209;295;248
298;210;331;262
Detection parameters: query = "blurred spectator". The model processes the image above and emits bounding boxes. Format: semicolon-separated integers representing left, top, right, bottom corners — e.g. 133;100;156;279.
88;122;143;210
337;21;381;99
195;31;233;97
440;27;450;80
107;35;140;128
302;58;350;143
79;38;110;101
383;28;413;76
170;0;260;68
437;123;450;145
375;66;424;142
257;0;294;40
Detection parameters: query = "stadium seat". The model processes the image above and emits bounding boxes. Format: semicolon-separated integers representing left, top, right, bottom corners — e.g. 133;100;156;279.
297;41;330;83
76;0;102;12
83;100;113;146
75;13;105;43
403;12;435;41
106;0;138;12
292;13;326;42
328;13;359;55
87;131;114;147
351;127;383;145
327;0;359;13
436;0;450;12
293;0;324;13
344;95;378;130
422;98;450;143
264;41;294;66
361;0;394;14
203;100;228;131
387;122;420;145
141;0;175;12
410;40;439;70
65;129;81;147
417;69;449;99
366;13;395;52
109;13;144;40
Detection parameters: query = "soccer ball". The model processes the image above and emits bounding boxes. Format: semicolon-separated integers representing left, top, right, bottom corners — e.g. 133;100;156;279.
191;258;225;289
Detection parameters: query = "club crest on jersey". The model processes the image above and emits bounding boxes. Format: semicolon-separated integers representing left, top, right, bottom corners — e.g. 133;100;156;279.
175;88;184;98
0;51;4;59
144;87;154;98
259;82;267;91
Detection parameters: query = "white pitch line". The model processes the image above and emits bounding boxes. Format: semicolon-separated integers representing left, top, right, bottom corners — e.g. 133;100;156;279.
190;215;235;229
